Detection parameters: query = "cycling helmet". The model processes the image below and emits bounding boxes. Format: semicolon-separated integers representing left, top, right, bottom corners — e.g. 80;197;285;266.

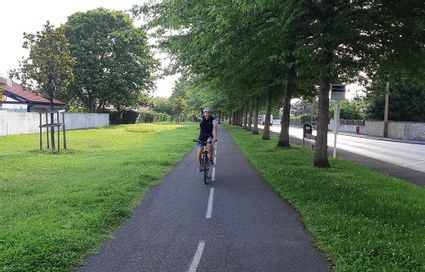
203;107;212;113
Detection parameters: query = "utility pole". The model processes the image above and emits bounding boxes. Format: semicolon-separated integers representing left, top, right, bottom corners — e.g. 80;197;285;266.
383;81;389;137
333;100;340;159
331;84;346;159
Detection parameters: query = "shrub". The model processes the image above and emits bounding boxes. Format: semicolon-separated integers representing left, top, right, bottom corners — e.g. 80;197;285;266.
137;110;172;123
109;110;173;124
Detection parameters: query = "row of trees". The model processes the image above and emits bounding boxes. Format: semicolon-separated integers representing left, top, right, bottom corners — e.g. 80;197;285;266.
15;8;156;113
135;0;425;168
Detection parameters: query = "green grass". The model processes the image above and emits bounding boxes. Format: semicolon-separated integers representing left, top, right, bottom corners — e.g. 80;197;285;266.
0;123;197;272
226;125;425;272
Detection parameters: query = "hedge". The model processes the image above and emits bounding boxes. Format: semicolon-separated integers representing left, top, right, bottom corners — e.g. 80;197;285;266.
109;110;172;124
137;110;172;123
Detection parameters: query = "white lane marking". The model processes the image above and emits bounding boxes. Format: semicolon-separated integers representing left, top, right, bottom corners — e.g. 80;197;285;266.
206;188;215;219
211;167;216;181
214;143;217;164
188;240;205;272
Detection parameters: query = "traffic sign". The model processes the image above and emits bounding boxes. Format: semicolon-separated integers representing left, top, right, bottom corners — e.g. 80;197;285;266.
331;84;346;101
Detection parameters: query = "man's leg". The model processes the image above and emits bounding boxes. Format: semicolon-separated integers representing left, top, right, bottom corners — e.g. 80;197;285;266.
196;147;203;172
197;148;202;164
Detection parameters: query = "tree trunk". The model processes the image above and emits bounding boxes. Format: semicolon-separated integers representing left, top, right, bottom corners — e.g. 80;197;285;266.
252;96;259;134
229;112;232;125
50;103;55;150
118;109;124;124
262;89;272;140
277;72;294;148
247;101;253;131
243;109;248;129
238;111;243;126
314;66;331;168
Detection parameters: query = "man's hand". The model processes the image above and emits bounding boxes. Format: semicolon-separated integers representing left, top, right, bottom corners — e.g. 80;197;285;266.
192;114;197;122
213;138;218;142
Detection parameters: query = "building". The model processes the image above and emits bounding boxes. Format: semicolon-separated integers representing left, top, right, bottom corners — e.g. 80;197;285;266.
0;76;65;112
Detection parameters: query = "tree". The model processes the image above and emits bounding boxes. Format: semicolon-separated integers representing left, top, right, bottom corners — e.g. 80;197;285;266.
329;99;366;120
366;82;425;122
18;21;74;105
18;21;74;150
152;97;173;115
137;0;425;168
298;0;425;167
64;8;156;112
169;96;186;122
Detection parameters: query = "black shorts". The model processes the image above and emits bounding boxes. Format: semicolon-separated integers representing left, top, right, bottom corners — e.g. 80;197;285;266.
197;135;213;148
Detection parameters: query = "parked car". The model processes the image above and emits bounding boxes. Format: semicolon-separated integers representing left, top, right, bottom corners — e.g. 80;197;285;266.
259;115;273;126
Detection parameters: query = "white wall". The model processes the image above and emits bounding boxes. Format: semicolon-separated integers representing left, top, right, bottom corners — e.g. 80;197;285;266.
0;112;109;136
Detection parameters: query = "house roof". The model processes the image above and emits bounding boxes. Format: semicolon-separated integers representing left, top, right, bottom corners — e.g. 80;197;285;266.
0;76;65;105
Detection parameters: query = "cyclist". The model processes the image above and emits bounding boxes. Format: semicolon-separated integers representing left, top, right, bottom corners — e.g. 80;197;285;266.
192;108;218;172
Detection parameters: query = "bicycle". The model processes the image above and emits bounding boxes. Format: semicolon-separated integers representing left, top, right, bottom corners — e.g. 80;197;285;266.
194;140;214;184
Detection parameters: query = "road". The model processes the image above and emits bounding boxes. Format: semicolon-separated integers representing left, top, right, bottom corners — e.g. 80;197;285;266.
265;123;425;173
77;128;329;272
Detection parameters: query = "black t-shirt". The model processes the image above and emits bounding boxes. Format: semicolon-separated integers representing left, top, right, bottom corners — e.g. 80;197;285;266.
198;116;215;141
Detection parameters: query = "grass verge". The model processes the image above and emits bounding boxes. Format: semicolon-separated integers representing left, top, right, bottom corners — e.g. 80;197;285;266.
0;123;197;272
226;125;425;272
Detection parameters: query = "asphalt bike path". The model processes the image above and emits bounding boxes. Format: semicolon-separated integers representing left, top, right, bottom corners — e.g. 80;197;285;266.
77;127;329;272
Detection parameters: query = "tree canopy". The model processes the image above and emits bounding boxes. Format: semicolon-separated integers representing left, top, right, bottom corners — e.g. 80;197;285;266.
366;82;425;122
64;8;156;112
17;21;74;105
134;0;425;167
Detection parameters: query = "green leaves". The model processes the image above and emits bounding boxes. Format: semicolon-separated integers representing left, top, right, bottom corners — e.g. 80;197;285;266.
18;21;74;104
136;0;425;164
64;8;156;112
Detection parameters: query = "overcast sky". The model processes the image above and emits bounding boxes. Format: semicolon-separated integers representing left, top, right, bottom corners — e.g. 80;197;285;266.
0;0;178;97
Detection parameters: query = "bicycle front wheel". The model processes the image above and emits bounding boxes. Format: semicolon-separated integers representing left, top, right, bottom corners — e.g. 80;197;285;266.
203;153;209;184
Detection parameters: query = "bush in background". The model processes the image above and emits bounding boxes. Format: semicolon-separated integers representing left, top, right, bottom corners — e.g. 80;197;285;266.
109;110;172;124
137;110;172;123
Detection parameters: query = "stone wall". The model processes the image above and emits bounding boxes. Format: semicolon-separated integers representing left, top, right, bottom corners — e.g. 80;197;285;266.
329;119;425;141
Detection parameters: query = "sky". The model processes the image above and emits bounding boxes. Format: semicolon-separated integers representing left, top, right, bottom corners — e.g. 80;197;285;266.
0;0;178;98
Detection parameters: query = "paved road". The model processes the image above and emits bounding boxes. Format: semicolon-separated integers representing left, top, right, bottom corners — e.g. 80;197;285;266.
265;124;425;173
77;128;329;272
